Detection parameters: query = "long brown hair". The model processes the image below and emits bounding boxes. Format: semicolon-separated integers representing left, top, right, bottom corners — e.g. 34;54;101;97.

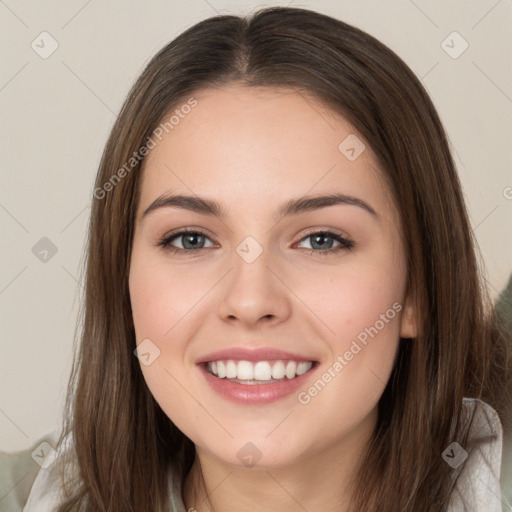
52;6;511;511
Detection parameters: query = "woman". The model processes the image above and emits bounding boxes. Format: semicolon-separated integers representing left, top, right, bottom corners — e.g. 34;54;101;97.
4;6;510;512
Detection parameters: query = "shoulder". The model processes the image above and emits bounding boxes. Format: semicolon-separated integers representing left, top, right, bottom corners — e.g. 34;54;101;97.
1;429;187;512
448;398;504;512
0;429;62;512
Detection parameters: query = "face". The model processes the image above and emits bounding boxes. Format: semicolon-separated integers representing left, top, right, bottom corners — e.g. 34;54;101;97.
129;84;416;470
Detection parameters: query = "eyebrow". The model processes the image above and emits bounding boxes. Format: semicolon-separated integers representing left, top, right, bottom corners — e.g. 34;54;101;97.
140;192;378;222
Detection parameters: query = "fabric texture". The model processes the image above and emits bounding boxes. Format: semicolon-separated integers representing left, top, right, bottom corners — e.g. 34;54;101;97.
0;398;505;511
447;398;504;511
495;272;512;509
0;430;60;512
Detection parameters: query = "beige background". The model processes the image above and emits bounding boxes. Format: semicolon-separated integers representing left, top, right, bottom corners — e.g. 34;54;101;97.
1;0;511;453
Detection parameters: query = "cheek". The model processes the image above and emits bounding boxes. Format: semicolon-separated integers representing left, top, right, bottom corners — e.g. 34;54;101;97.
300;256;406;342
129;249;213;413
129;251;209;341
293;254;405;424
129;255;199;427
295;255;405;403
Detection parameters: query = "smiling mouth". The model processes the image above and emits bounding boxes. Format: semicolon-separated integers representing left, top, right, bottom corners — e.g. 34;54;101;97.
204;359;316;385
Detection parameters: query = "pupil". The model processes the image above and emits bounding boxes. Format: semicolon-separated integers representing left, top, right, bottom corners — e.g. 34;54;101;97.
184;233;203;249
313;234;332;249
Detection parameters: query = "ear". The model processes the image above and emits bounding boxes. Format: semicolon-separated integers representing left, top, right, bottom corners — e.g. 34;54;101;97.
399;294;418;339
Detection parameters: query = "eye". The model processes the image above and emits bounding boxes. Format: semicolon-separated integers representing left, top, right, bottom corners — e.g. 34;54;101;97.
295;230;354;257
156;228;216;255
156;228;354;257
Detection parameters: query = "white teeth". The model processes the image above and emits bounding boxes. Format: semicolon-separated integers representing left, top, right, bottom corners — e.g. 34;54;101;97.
296;362;311;376
217;361;226;378
271;361;286;379
237;360;254;380
285;361;297;379
226;360;237;378
206;359;313;381
253;361;272;380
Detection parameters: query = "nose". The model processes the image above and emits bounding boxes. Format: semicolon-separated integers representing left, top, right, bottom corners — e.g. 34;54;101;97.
217;246;292;329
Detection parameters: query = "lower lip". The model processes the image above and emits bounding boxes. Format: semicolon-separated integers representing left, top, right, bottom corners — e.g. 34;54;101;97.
198;363;318;404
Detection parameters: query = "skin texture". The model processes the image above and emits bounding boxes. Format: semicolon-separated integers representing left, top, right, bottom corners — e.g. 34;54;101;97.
128;84;417;511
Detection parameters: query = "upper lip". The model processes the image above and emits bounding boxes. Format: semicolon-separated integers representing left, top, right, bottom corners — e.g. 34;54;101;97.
195;347;318;364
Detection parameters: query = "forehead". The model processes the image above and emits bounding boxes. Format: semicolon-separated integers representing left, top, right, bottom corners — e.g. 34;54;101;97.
138;84;395;221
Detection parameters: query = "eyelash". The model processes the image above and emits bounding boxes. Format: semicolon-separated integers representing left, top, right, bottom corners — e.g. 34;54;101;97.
156;227;355;257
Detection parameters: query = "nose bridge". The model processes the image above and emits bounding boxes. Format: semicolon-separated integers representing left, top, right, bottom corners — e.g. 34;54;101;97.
229;235;277;298
217;234;291;325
